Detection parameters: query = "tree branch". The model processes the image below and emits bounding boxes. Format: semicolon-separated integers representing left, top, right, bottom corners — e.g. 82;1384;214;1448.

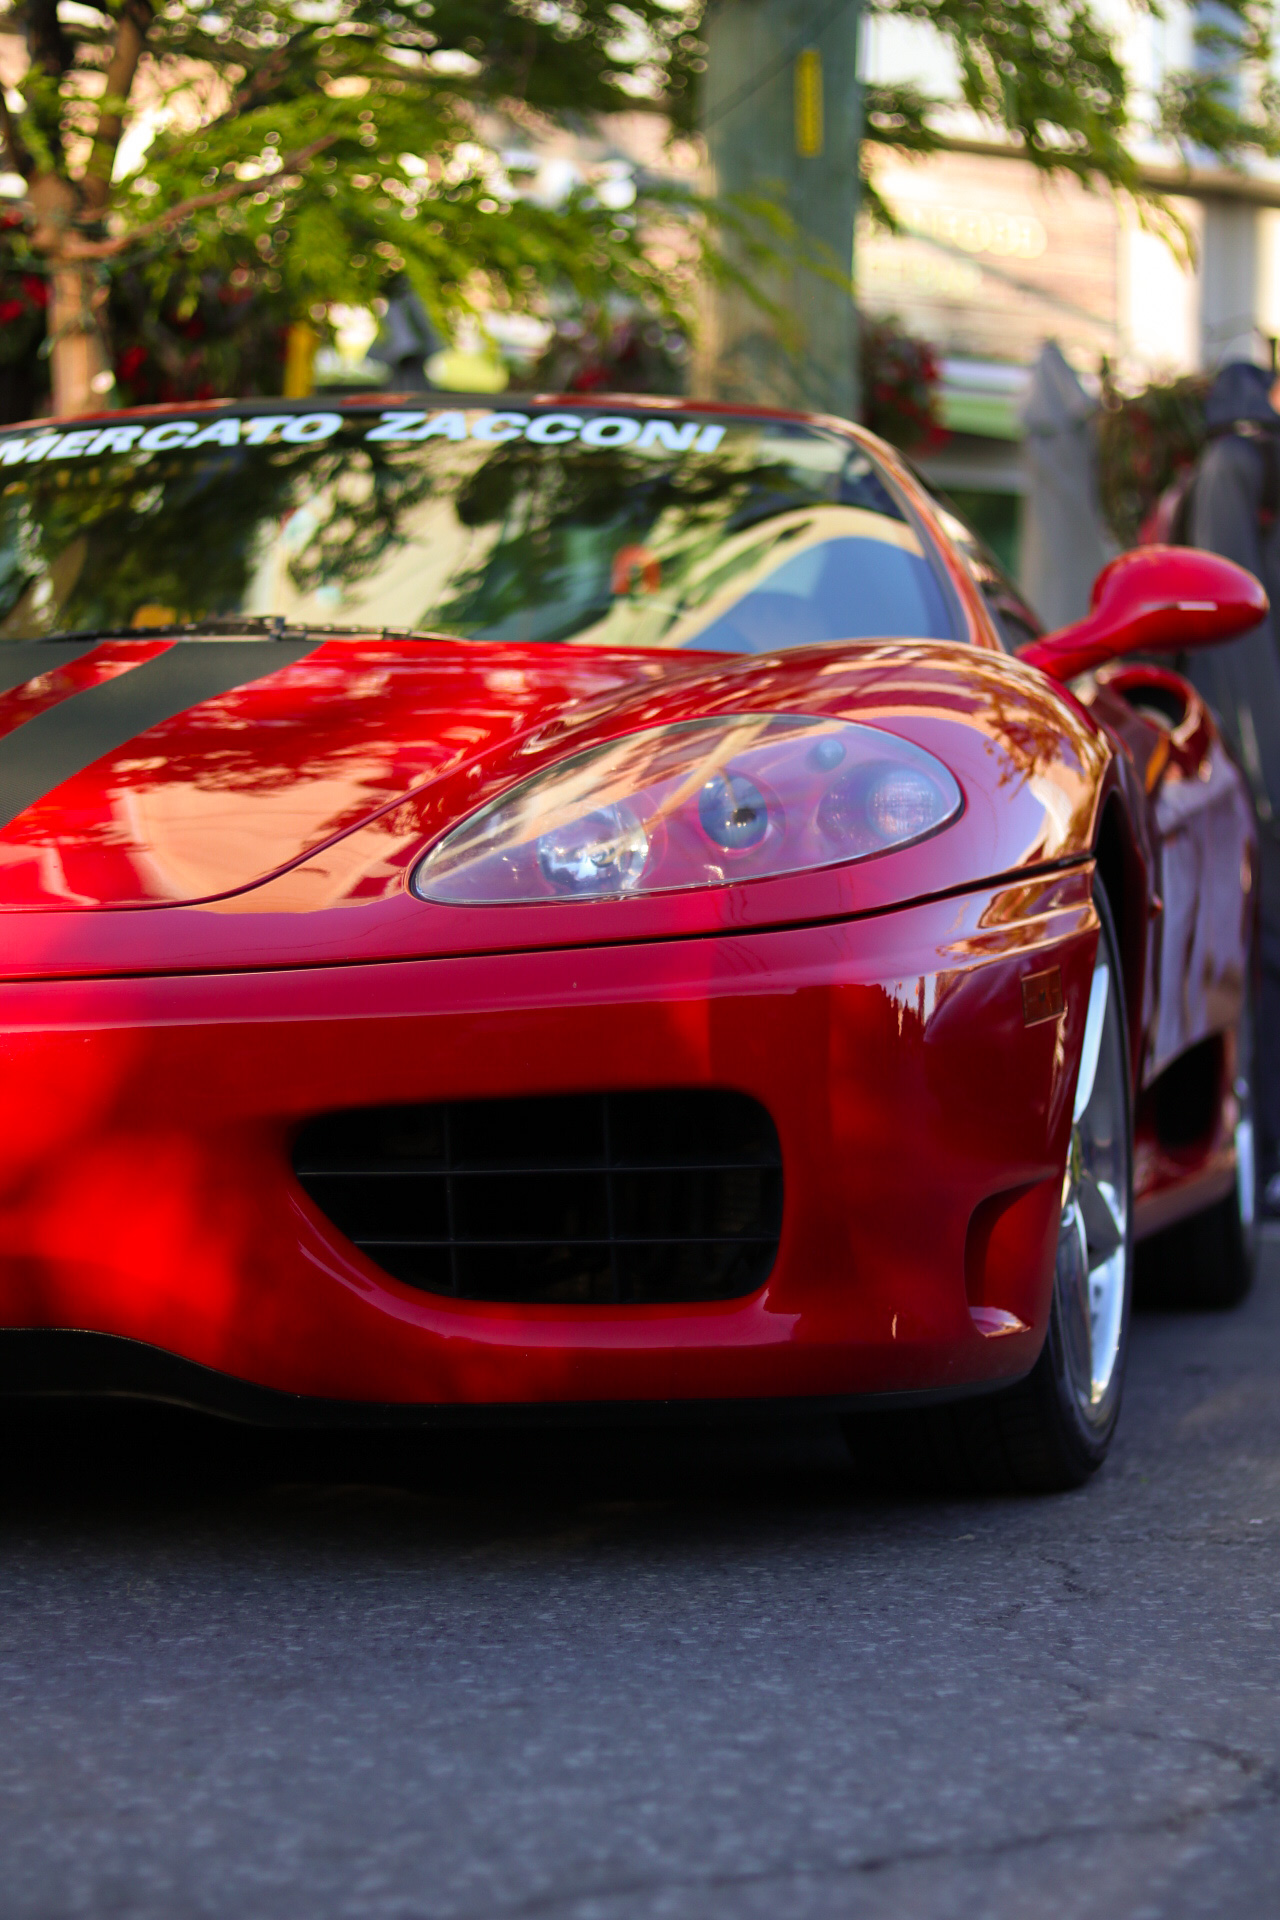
81;0;155;212
196;35;326;143
230;48;291;116
68;132;338;258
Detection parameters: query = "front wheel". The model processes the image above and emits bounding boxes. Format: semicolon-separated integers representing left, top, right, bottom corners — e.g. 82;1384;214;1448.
845;887;1134;1494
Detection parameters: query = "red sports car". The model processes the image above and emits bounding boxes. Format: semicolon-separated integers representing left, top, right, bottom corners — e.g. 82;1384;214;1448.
0;394;1263;1489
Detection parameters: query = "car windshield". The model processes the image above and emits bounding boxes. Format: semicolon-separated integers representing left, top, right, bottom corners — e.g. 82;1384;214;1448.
0;404;960;650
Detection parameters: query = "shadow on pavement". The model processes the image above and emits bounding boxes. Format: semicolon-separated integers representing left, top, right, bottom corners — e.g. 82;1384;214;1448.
2;1241;1277;1536
0;1392;871;1539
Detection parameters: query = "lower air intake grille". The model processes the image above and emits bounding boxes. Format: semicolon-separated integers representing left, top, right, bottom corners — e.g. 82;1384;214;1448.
293;1090;783;1305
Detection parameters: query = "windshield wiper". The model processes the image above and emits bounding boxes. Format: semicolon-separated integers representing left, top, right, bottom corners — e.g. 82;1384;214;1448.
35;616;441;644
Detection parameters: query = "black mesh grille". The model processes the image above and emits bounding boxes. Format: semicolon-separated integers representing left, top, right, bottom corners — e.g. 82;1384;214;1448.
292;1091;783;1305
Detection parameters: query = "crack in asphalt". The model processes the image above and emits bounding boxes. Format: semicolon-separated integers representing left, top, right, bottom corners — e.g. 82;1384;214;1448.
454;1756;1280;1920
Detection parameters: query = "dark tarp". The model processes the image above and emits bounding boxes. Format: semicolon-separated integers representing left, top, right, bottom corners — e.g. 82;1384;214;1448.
1185;360;1280;1168
1186;364;1280;966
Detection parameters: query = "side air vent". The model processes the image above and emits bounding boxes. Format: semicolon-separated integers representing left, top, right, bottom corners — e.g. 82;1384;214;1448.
293;1090;783;1306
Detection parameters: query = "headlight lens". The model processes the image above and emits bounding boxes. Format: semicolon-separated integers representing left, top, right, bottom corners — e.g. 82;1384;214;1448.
536;802;650;894
698;772;770;850
414;713;962;905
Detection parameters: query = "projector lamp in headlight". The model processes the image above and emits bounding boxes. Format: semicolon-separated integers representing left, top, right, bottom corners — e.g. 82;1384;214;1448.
698;773;770;851
537;803;650;895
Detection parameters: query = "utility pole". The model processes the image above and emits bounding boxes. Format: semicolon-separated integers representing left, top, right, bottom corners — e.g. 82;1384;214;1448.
699;0;863;419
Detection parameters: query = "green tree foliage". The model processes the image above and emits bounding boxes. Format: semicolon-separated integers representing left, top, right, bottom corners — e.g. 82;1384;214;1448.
864;0;1280;234
105;0;702;324
0;0;705;411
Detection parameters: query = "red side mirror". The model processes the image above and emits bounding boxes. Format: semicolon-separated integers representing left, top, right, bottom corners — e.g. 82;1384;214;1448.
1018;546;1268;683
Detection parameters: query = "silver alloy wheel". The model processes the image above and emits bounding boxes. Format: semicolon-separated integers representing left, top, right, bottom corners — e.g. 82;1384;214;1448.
1055;949;1131;1428
1236;1110;1256;1232
1235;980;1256;1234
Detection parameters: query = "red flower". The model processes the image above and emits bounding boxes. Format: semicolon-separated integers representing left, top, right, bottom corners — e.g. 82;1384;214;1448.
117;345;148;381
20;275;47;308
0;297;26;325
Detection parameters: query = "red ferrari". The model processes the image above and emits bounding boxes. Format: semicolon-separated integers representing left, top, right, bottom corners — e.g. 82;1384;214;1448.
0;394;1264;1489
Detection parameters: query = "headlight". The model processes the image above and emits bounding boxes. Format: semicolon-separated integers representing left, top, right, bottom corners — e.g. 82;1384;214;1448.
414;713;963;905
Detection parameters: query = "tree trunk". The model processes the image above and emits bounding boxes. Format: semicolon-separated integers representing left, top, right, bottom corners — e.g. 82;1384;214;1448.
46;260;109;416
28;173;111;418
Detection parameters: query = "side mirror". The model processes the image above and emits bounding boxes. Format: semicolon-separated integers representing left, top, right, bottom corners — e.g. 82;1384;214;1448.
1018;546;1268;683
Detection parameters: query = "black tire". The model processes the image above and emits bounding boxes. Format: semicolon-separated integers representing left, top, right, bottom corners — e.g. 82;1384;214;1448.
1134;1187;1253;1311
844;886;1134;1495
1133;979;1256;1310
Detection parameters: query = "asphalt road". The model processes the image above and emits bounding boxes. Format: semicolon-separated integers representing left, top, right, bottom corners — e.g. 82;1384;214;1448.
3;1250;1280;1920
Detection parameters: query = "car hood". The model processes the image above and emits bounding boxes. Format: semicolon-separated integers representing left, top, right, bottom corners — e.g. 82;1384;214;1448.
0;633;700;911
0;630;1118;982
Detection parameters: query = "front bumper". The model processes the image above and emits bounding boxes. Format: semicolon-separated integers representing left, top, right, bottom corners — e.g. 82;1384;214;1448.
0;868;1097;1409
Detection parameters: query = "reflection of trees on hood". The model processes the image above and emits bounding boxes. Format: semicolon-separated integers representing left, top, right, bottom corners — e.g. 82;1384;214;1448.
0;643;658;838
813;645;1095;798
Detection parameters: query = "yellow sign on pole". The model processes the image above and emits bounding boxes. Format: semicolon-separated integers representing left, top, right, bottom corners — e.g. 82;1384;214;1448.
795;48;823;158
283;322;318;398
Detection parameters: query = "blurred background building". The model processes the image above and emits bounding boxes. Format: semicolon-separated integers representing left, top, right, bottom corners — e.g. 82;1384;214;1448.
856;3;1280;583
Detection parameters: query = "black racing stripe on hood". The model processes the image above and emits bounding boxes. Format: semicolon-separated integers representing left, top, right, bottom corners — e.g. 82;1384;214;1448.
0;639;320;832
0;639;98;697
